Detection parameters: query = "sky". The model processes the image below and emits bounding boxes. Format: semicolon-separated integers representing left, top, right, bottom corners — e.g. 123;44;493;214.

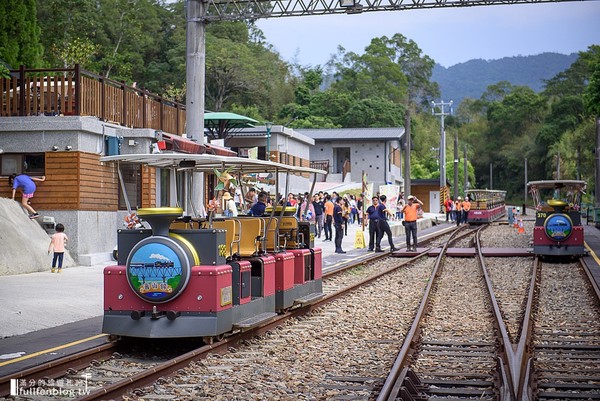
256;1;600;68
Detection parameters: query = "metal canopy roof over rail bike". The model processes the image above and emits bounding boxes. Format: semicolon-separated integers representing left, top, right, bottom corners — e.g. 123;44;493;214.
100;153;327;175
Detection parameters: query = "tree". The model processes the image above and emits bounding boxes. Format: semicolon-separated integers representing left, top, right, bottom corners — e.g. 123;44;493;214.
584;57;600;117
0;0;43;68
51;37;98;69
543;45;600;99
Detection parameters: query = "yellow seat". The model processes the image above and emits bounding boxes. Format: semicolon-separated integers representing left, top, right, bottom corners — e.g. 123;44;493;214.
262;217;279;252
236;217;263;257
279;216;300;248
211;219;241;258
260;216;300;251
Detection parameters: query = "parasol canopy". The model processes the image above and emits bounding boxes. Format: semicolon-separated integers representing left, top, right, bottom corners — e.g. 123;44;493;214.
204;112;259;141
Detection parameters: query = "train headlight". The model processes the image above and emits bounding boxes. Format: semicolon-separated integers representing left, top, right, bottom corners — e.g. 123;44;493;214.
118;294;124;300
197;295;203;301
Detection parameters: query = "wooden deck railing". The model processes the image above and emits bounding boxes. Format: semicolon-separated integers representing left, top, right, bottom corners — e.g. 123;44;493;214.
1;65;186;135
310;159;329;181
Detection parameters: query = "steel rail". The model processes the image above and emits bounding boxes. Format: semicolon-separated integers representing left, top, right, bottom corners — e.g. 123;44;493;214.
516;256;539;401
519;257;600;401
323;223;457;276
376;225;470;400
476;229;537;401
0;342;118;398
581;256;600;303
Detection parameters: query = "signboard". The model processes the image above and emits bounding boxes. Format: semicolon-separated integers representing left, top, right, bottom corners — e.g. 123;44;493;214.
379;184;400;207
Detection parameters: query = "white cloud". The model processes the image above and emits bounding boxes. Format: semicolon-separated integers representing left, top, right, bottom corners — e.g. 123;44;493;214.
150;253;170;261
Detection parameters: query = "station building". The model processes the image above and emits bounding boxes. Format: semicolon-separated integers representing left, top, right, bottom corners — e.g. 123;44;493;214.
297;128;405;190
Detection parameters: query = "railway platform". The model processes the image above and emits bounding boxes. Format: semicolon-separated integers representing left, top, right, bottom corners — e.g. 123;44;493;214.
584;223;600;288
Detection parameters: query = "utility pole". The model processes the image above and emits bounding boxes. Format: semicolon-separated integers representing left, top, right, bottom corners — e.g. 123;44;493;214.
431;100;453;195
463;145;468;196
524;158;528;215
185;0;206;143
432;100;452;213
404;111;411;197
577;146;581;180
453;131;459;201
490;163;493;190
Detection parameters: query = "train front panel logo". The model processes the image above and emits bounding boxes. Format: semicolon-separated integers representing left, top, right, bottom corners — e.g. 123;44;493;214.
544;213;573;241
128;243;183;302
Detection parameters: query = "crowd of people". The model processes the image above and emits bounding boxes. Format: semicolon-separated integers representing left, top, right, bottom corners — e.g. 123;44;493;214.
206;188;434;254
443;196;472;226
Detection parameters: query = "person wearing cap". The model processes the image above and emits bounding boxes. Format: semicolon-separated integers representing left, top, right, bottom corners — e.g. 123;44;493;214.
222;191;238;217
402;195;423;252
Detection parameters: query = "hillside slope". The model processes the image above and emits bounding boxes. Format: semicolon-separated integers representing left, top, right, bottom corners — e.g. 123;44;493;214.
432;52;579;105
0;198;74;275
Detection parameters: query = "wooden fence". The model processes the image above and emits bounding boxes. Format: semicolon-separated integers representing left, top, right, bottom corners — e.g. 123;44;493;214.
0;65;186;135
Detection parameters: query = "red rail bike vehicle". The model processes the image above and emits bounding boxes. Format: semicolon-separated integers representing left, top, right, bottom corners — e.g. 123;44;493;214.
101;153;325;342
466;189;507;224
528;180;587;257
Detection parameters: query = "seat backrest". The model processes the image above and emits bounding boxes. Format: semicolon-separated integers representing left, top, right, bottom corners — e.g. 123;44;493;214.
279;216;299;248
170;221;191;230
262;217;279;252
211;219;240;258
259;216;300;251
236;217;263;257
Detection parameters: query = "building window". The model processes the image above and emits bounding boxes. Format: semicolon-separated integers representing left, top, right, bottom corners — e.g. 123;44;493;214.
0;153;45;176
118;164;141;210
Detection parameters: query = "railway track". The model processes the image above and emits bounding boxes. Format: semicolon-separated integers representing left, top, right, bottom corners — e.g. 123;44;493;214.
527;259;600;400
377;225;512;401
378;224;600;401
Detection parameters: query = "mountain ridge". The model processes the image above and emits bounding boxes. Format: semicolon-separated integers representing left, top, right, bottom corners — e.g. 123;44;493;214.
431;52;579;106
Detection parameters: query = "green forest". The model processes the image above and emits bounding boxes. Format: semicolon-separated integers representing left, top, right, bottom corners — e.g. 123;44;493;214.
1;0;599;202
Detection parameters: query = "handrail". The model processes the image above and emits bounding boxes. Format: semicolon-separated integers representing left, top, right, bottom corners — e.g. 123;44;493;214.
1;64;186;135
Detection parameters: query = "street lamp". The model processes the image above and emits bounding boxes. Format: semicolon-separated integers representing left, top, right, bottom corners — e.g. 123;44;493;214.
265;121;273;161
